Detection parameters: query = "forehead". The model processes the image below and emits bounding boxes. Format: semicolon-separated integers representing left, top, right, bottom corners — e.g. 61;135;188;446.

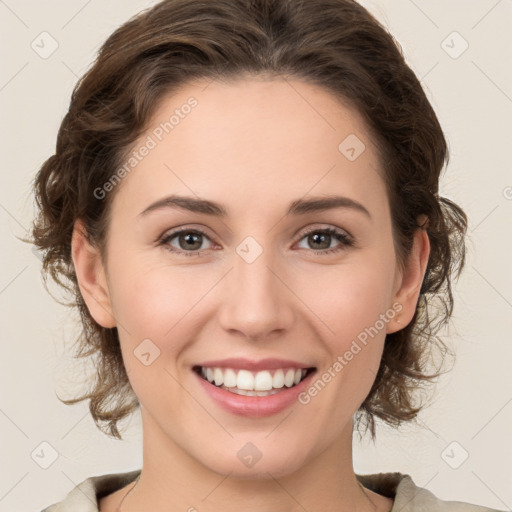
111;76;386;219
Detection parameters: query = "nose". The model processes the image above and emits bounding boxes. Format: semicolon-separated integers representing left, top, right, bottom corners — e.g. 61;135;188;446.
217;244;295;341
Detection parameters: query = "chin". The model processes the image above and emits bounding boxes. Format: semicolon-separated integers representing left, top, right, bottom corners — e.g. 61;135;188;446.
195;437;311;480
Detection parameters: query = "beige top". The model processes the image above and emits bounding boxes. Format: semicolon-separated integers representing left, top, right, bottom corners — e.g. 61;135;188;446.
40;470;503;511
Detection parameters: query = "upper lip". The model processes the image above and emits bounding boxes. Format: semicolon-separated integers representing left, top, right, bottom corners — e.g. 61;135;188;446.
194;358;315;372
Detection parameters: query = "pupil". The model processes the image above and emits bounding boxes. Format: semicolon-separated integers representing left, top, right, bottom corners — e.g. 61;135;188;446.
181;232;201;250
311;233;329;249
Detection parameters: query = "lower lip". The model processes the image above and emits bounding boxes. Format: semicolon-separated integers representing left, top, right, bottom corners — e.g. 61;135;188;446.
194;369;316;418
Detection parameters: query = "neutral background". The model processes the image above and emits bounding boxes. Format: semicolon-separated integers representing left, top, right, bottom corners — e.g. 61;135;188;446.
1;1;511;511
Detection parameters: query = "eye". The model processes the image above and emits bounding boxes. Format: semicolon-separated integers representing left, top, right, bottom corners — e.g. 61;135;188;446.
295;227;353;255
158;225;354;257
159;227;215;256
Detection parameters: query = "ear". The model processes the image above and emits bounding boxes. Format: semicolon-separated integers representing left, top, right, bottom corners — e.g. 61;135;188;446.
71;218;116;328
387;215;430;334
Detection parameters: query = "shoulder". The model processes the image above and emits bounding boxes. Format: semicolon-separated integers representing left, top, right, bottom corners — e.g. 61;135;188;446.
356;472;505;512
40;469;141;512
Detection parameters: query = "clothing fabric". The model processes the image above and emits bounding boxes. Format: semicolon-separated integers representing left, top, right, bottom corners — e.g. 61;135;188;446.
40;469;504;511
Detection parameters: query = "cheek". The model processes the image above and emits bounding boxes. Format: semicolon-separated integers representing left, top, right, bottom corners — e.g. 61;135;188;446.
110;262;201;405
303;256;395;345
108;253;209;340
297;255;394;414
299;266;393;417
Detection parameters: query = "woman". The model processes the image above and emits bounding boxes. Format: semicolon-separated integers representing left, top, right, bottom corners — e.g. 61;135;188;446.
31;0;503;510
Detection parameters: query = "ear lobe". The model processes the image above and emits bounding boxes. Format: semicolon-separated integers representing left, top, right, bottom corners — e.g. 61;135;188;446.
387;223;430;334
71;219;116;328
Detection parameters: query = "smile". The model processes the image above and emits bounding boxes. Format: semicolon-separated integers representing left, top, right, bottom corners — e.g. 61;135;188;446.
193;366;315;396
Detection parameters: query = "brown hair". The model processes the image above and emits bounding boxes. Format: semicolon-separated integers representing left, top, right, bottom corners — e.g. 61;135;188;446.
28;0;467;440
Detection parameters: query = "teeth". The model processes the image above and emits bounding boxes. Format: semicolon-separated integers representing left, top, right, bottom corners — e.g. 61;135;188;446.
213;368;224;386
198;366;309;391
222;387;282;396
223;368;237;387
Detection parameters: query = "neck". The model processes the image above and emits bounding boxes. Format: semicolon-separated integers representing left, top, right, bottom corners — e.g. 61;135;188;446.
118;410;387;512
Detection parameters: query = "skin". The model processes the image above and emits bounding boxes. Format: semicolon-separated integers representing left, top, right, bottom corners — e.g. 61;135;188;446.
72;76;430;512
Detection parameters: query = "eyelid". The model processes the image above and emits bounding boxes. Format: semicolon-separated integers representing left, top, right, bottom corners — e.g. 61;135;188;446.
296;223;352;240
159;224;214;239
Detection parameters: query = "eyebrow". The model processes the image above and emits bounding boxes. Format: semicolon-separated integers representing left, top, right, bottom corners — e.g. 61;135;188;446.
138;194;372;219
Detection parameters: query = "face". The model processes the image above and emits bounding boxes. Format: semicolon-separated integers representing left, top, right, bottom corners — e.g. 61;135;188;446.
73;76;429;478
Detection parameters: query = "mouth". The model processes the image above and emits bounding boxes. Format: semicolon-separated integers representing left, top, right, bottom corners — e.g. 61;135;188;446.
192;365;317;396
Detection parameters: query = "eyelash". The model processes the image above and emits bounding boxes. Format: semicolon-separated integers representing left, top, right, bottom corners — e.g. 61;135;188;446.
158;226;354;257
